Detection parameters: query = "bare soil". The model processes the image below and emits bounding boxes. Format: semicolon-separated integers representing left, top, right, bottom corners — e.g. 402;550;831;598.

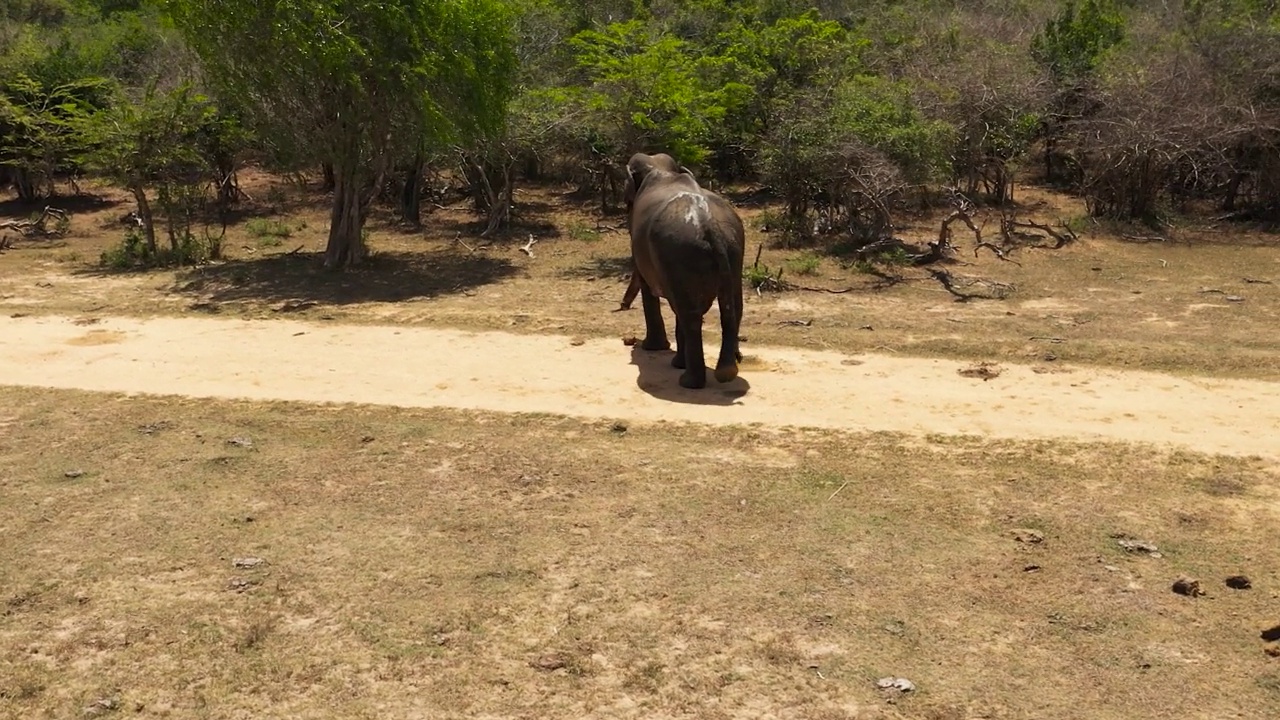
2;313;1278;459
3;172;1280;719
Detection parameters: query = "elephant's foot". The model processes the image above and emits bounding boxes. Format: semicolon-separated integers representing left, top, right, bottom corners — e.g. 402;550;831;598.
679;369;707;389
714;362;739;384
671;352;686;369
640;336;671;352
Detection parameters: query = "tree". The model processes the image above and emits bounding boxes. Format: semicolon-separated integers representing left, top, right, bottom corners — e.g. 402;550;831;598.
76;82;221;262
0;73;107;200
164;0;517;268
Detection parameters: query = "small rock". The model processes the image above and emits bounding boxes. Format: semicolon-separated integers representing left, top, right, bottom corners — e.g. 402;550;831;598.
621;335;639;346
1225;295;1245;302
1172;576;1205;597
228;577;255;593
1114;535;1161;557
1011;528;1044;544
1024;564;1042;573
82;697;119;716
840;358;864;366
531;653;568;671
1265;644;1280;658
569;337;586;347
360;435;375;444
1225;575;1252;590
876;677;916;693
610;421;628;434
227;437;253;449
64;469;85;479
1261;625;1280;642
232;557;265;569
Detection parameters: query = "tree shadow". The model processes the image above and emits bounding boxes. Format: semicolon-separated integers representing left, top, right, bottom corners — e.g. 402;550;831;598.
164;249;520;306
559;255;633;281
0;193;123;217
629;346;750;406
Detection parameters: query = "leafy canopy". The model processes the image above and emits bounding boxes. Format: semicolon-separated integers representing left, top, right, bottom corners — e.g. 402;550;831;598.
163;0;517;170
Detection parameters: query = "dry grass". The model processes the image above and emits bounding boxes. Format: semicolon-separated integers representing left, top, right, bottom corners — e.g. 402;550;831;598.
2;171;1278;380
2;387;1279;718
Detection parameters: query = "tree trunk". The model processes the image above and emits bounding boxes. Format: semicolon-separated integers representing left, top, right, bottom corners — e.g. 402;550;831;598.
399;154;424;227
130;183;158;255
324;163;369;269
14;167;38;202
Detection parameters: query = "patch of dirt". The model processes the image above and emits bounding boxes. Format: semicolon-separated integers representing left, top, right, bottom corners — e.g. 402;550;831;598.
1;388;1278;718
2;314;1279;458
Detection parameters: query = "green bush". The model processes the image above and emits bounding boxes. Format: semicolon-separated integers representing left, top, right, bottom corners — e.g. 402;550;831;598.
245;218;294;241
100;226;216;269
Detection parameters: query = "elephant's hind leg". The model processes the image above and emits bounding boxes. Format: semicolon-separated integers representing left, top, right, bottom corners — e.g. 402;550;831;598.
675;310;708;389
714;282;742;383
638;279;670;352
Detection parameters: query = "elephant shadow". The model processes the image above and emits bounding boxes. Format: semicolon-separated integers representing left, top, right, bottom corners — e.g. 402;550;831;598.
629;347;751;406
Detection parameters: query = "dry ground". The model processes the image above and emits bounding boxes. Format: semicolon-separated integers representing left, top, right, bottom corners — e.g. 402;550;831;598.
2;172;1280;719
2;169;1278;380
2;388;1279;719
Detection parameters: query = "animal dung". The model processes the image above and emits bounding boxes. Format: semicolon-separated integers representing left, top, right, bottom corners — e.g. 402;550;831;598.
1171;576;1205;597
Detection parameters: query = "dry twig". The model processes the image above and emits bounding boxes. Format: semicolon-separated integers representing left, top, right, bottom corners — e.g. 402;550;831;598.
519;234;538;258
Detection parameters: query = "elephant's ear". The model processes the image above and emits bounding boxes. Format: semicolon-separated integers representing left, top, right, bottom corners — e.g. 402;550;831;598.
623;163;639;208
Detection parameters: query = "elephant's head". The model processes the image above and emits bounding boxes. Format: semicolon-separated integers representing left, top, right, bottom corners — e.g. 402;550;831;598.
623;153;696;211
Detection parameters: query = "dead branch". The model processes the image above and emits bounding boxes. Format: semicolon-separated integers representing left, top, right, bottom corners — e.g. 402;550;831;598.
927;268;1015;301
796;285;857;294
1243;277;1272;284
286;244;305;255
975;242;1022;265
519;234;538;258
1121;234;1167;243
939;209;982;246
997;214;1077;250
0;206;69;238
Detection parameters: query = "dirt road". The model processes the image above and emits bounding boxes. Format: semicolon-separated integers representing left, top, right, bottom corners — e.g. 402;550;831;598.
2;313;1277;458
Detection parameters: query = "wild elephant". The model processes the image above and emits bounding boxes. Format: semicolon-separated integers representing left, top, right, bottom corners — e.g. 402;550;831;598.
624;152;745;389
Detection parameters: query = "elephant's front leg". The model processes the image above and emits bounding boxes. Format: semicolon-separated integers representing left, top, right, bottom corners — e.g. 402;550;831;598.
638;279;670;352
675;311;708;389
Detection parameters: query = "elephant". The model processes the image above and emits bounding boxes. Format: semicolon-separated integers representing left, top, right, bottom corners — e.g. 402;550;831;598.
623;152;745;389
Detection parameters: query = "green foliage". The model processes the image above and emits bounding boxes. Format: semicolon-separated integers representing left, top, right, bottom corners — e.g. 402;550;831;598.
568;20;741;165
743;260;784;290
829;76;952;184
0;72;109;198
165;0;519;266
245;218;293;243
783;252;821;276
75;82;211;190
100;224;216;269
564;220;598;242
1031;0;1127;81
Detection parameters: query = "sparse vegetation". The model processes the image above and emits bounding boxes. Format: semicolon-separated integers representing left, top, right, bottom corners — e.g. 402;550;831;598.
783;252;821;276
3;4;1280;717
244;218;293;245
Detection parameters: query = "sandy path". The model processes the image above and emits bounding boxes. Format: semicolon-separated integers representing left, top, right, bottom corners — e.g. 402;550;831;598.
2;313;1277;458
